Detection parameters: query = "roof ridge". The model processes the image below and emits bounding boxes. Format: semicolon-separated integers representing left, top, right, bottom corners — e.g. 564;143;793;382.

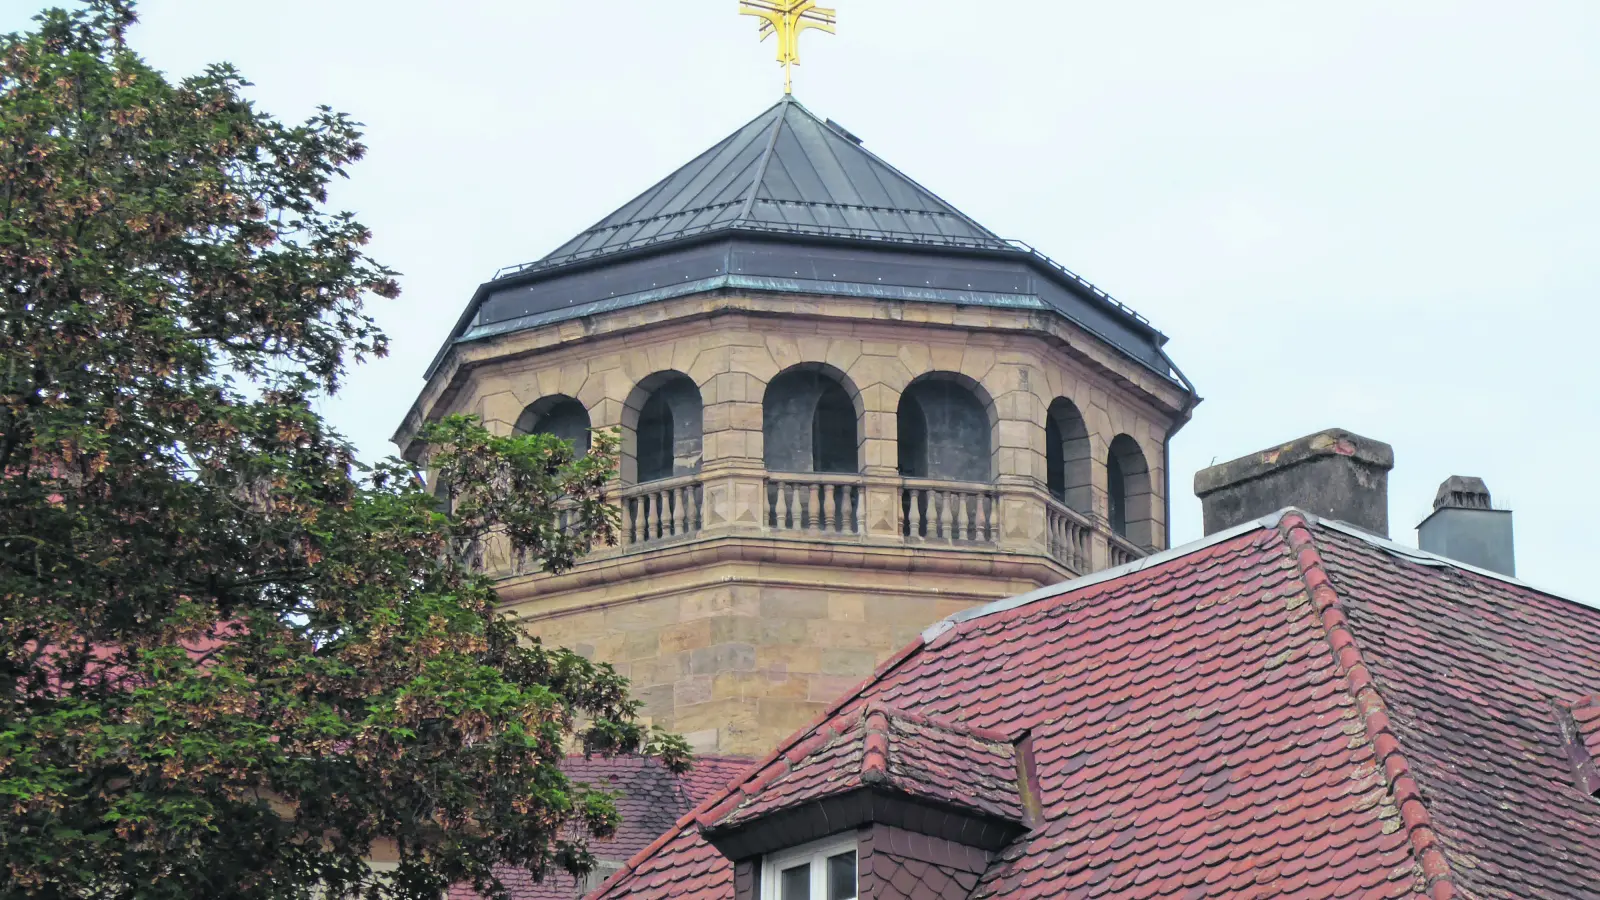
862;701;1019;746
1312;515;1600;612
733;95;791;226
926;514;1278;641
1277;512;1458;900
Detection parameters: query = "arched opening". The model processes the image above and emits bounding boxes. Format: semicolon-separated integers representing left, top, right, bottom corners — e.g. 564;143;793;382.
763;366;861;474
516;396;591;455
633;374;702;483
1107;434;1153;547
897;375;992;483
1046;398;1092;514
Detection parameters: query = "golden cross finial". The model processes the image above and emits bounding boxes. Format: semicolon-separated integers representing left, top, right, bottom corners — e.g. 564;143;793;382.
740;0;837;95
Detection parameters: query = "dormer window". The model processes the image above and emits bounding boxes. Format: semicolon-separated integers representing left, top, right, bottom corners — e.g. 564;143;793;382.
700;706;1031;900
762;837;857;900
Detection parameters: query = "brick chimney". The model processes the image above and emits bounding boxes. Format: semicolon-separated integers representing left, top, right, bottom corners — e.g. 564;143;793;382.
1194;428;1395;536
1417;476;1515;576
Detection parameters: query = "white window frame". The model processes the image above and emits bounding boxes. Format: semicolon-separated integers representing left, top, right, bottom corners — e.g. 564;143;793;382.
761;835;858;900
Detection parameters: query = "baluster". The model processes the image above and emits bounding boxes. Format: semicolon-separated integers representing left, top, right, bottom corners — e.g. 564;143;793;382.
627;498;639;545
819;484;833;533
672;486;686;535
778;483;793;530
688;484;701;533
853;485;865;534
929;490;943;540
650;491;662;540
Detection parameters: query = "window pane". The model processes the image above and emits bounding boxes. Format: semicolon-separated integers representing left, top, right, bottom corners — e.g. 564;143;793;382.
827;851;857;900
780;864;811;900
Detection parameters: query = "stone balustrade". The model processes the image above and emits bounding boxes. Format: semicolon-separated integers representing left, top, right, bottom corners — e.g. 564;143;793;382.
1108;534;1143;568
1045;498;1093;572
900;479;1000;545
767;474;866;536
491;468;1149;580
621;474;704;547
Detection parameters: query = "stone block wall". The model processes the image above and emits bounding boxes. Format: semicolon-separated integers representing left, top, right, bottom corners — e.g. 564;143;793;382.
519;557;1033;755
397;290;1193;757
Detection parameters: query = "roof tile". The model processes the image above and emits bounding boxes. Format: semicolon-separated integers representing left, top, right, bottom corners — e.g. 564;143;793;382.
594;514;1600;899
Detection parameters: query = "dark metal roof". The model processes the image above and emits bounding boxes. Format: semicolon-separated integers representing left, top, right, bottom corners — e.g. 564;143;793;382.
504;96;1011;278
423;98;1192;399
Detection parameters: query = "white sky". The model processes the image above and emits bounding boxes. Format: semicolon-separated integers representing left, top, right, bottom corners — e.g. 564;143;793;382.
6;1;1596;600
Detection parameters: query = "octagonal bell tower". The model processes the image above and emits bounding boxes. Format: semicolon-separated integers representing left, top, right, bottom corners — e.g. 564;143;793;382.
395;98;1197;755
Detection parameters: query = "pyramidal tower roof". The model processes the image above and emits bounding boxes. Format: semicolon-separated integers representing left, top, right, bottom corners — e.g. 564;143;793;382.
428;98;1188;391
530;96;1010;271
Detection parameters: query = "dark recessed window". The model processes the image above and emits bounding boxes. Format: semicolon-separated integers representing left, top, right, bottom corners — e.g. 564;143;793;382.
1108;452;1127;536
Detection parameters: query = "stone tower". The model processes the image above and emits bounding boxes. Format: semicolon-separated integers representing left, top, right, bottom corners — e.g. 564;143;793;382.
394;98;1196;755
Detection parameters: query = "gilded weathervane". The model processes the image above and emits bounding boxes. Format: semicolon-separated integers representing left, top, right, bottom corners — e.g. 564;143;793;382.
739;0;837;95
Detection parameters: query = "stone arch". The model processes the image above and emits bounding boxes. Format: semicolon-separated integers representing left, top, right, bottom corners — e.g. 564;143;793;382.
897;372;996;482
1107;433;1153;547
1046;397;1092;514
623;372;703;484
763;364;863;474
516;395;592;455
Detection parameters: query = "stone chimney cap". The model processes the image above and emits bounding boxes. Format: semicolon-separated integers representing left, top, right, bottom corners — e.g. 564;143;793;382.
1433;476;1494;511
1194;429;1395;497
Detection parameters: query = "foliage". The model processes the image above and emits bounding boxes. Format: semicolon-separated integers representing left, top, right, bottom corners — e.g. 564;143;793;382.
0;3;687;898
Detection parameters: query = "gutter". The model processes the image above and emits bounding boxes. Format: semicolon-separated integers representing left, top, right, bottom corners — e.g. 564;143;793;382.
1156;343;1201;550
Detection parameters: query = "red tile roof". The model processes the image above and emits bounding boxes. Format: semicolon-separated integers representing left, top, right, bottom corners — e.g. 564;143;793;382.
592;512;1600;900
448;754;751;900
706;705;1024;830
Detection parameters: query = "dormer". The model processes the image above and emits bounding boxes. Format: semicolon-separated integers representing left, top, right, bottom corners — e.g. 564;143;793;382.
696;706;1037;900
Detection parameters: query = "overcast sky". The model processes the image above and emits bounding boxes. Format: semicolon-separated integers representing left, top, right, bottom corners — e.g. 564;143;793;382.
7;1;1596;600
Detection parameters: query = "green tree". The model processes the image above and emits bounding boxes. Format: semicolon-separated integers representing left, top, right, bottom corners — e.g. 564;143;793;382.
0;3;685;898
